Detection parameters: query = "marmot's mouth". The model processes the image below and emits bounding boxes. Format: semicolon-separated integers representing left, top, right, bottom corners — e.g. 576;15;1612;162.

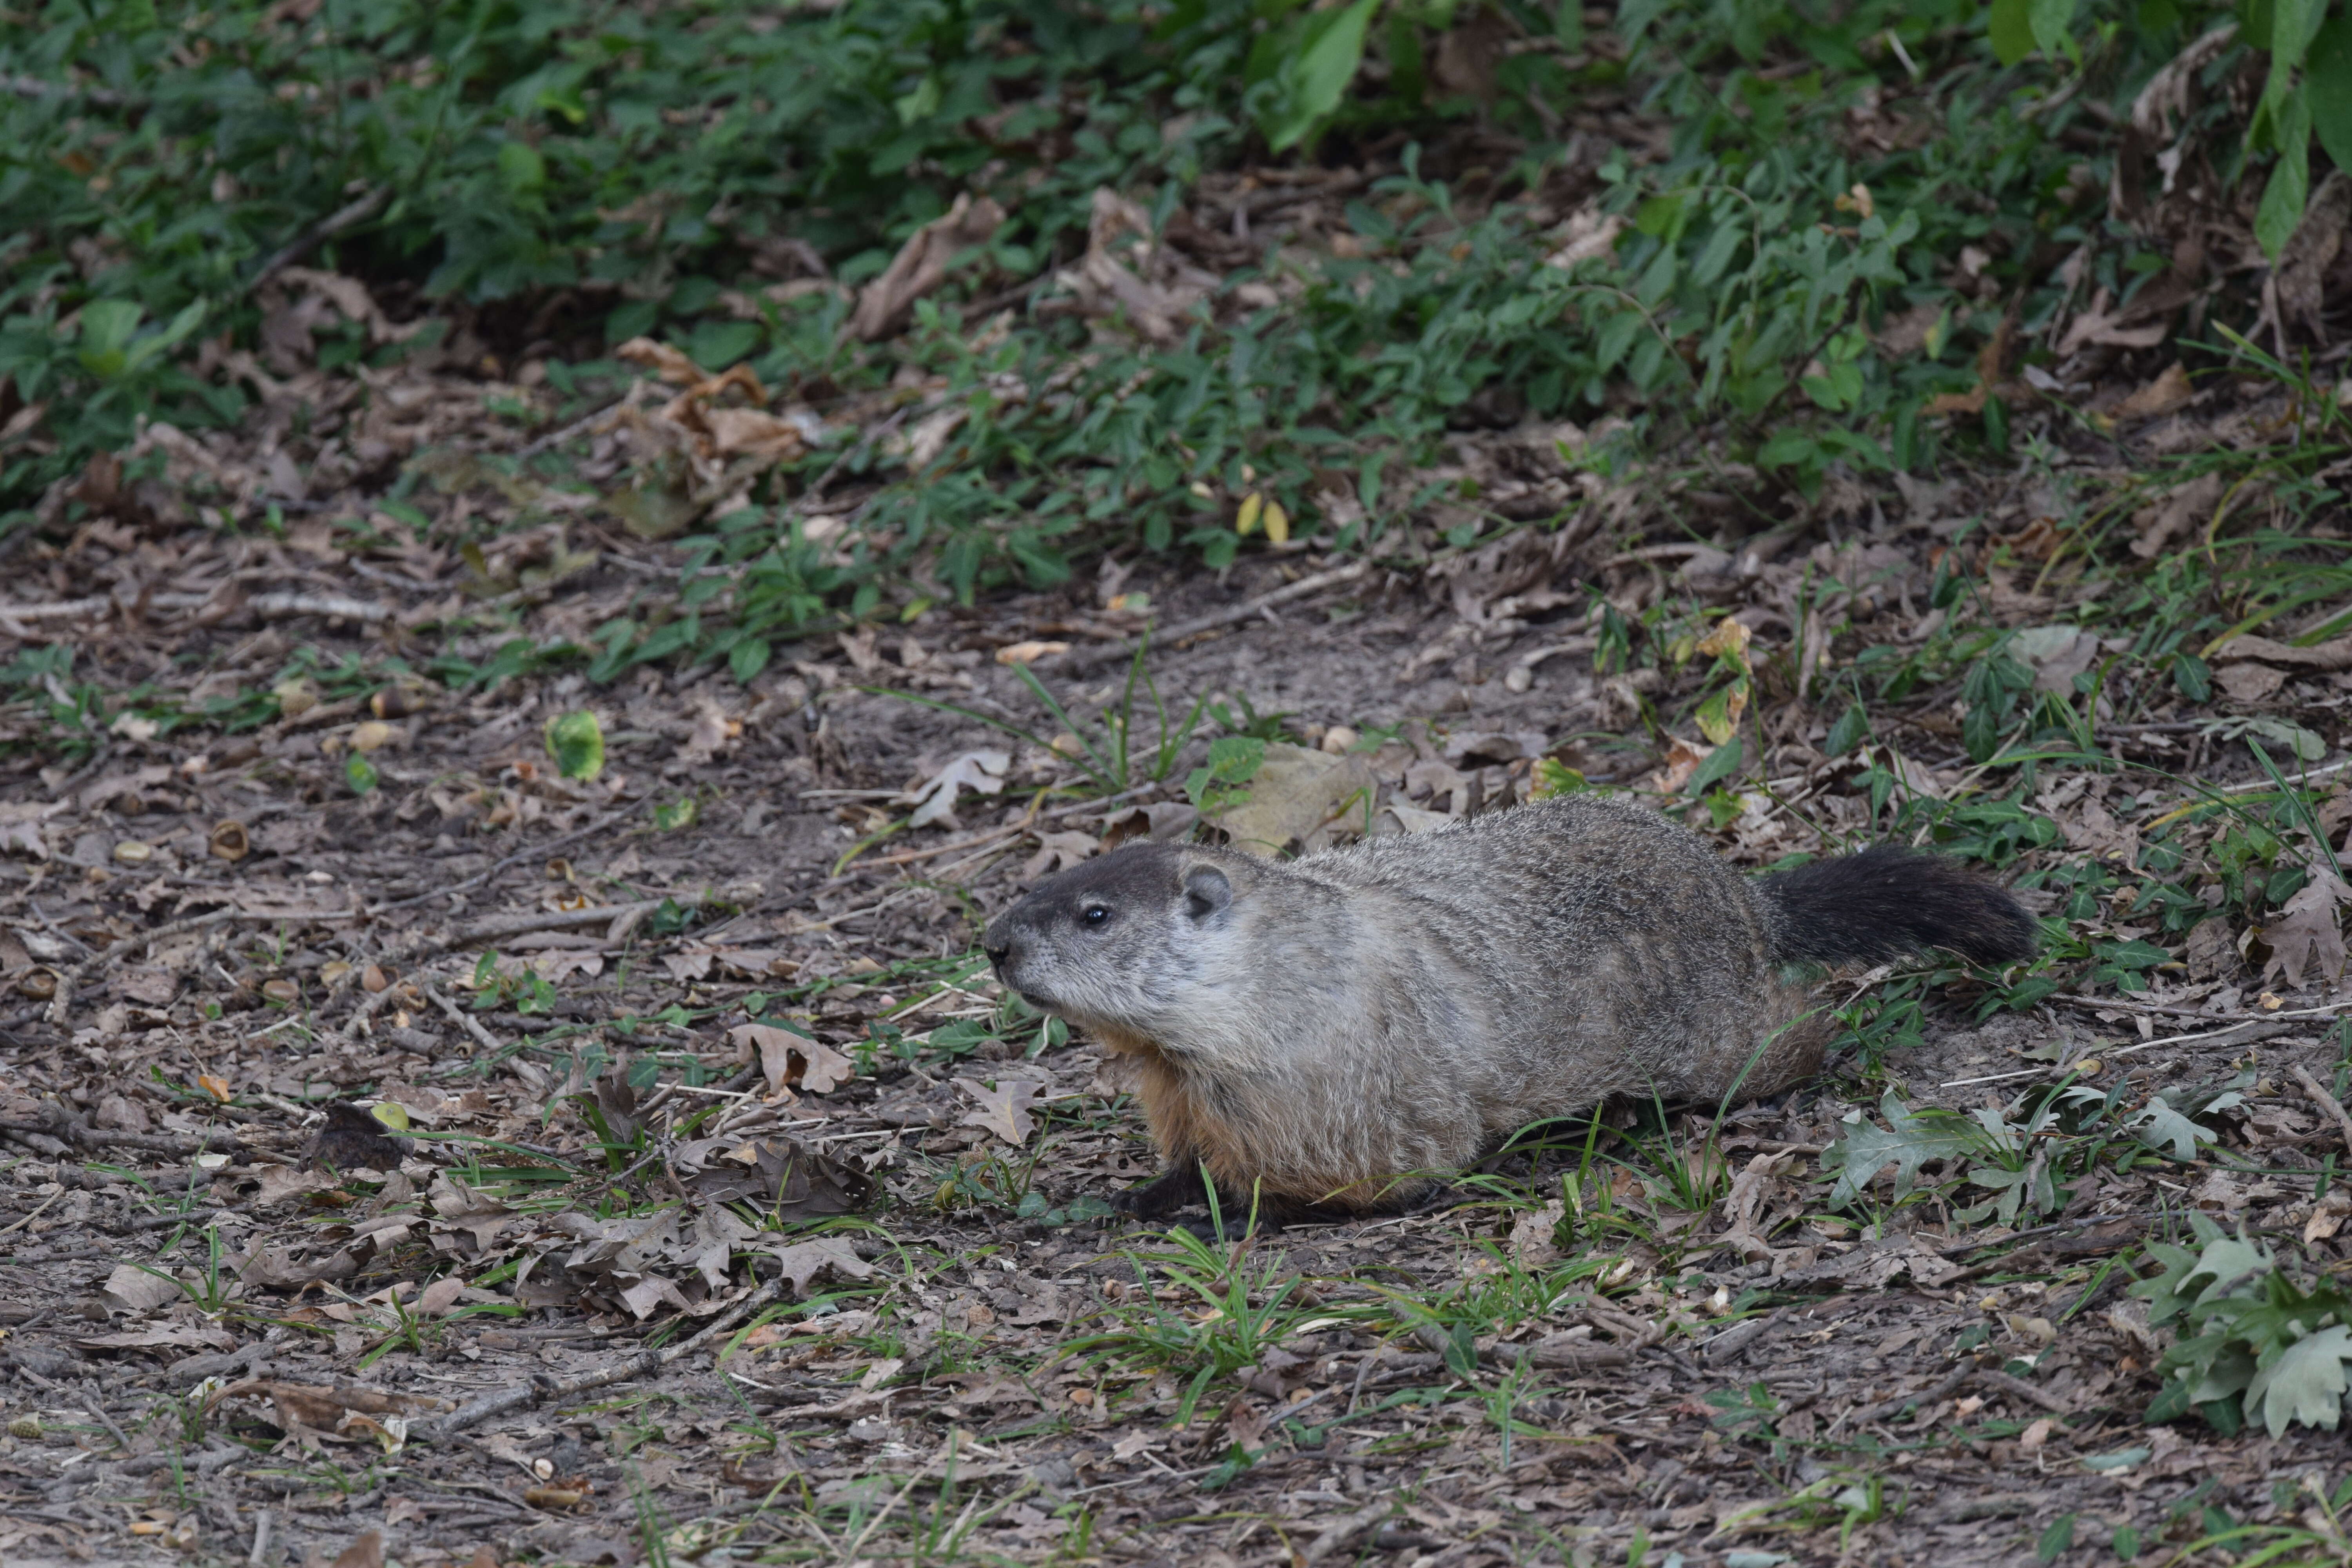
1016;988;1056;1011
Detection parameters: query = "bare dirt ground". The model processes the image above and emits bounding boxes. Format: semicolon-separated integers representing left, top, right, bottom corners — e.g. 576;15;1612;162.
9;409;2352;1568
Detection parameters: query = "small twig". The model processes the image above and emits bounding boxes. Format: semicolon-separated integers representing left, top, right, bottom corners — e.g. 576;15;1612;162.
2293;1064;2352;1159
1844;1362;1975;1430
1972;1367;2070;1414
247;185;390;291
516;391;638;460
246;591;391;622
419;983;506;1058
0;1116;248;1158
423;1270;793;1439
0;1191;59;1238
325;810;641;1040
367;810;631;915
1054;561;1374;674
81;1392;134;1455
42;905;359;1026
1942;1013;2317;1088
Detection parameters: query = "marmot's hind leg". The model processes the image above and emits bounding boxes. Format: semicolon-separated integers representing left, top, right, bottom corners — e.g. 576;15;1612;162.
1109;1163;1208;1219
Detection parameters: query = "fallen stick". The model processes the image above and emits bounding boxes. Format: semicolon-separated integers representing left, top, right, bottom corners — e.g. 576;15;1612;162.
423;1272;793;1439
41;906;360;1026
2294;1064;2352;1159
1053;560;1374;674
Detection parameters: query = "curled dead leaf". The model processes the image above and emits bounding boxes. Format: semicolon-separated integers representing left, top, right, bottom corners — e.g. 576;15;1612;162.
897;748;1010;831
994;641;1070;666
2111;361;2194;422
615;337;708;386
849;192;1007;341
209;820;250;862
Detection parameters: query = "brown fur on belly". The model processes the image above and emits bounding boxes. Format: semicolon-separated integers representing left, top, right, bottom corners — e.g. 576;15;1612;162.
1097;1022;1425;1210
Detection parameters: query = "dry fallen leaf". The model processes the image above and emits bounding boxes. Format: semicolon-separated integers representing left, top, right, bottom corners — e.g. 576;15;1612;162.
102;1261;183;1314
1651;736;1713;794
703;406;808;462
2131;472;2229;560
1023;829;1099;879
849;192;1007;341
771;1238;878;1297
2111;361;2194;422
957;1076;1048;1145
1717;1152;1792;1263
684;1136;877;1214
898;748;1011;831
1217;742;1378;857
2262;864;2350;991
730;1022;857;1096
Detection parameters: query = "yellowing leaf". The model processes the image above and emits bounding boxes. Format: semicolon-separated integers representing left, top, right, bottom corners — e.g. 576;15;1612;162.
196;1074;232;1102
370;1102;412;1133
1263;501;1290;543
1692;617;1753;671
1235;491;1263;535
1527;758;1585;800
1694;679;1749;746
272;677;318;718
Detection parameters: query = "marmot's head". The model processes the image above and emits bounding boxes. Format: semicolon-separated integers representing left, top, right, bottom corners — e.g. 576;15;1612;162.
982;842;1249;1040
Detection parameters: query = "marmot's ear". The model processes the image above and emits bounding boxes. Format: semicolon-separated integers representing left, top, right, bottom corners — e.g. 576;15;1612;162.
1183;864;1231;920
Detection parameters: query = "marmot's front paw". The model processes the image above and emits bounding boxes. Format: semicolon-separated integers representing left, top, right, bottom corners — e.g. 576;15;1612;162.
1105;1163;1209;1220
1106;1185;1168;1219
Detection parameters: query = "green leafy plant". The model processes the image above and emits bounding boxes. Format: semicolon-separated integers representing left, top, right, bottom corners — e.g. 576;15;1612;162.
877;639;1216;800
2136;1214;2352;1437
1826;1080;2227;1224
1186;735;1267;813
1993;0;2352;260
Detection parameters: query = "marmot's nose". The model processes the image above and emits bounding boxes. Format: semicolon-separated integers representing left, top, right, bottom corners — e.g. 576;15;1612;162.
984;931;1018;972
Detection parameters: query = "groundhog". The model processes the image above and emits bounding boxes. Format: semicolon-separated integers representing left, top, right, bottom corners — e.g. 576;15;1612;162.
982;795;2034;1227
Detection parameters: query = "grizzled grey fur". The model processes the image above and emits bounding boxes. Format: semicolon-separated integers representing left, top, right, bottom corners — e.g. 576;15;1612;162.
983;795;2033;1224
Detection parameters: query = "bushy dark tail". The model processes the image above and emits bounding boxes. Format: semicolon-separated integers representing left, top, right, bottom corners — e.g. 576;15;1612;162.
1760;845;2037;967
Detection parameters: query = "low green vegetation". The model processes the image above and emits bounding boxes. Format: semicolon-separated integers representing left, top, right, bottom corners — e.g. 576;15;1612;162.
6;0;2347;646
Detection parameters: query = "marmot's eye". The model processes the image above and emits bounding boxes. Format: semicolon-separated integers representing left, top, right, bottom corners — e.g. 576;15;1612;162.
1082;905;1110;926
